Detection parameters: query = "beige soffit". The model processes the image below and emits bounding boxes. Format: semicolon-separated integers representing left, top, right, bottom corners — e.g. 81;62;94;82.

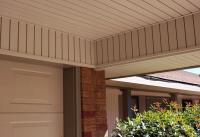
0;0;200;39
1;0;200;77
101;48;200;78
1;12;200;77
95;11;200;63
94;11;200;78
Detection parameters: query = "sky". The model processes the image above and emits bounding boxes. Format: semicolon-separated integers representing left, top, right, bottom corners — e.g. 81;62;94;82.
184;67;200;75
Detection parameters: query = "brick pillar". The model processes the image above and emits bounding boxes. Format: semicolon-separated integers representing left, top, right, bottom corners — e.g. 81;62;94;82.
81;68;107;137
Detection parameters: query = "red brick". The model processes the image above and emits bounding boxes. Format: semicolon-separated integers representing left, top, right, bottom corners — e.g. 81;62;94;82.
81;68;107;137
82;132;92;137
82;111;96;118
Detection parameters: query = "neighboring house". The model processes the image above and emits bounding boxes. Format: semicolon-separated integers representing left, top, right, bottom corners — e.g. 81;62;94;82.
106;70;200;136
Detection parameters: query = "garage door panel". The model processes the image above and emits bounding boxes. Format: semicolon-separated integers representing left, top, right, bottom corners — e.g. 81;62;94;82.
0;113;63;137
0;60;63;113
13;68;52;105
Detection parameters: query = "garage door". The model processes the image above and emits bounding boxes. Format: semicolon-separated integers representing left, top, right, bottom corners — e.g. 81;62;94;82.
0;59;63;137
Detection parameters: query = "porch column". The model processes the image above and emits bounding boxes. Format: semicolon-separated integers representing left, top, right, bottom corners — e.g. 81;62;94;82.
80;68;107;137
121;89;133;119
171;93;178;102
138;96;146;113
63;67;82;137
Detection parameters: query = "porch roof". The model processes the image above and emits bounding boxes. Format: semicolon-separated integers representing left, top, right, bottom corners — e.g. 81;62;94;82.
1;0;200;40
1;0;200;79
107;72;200;95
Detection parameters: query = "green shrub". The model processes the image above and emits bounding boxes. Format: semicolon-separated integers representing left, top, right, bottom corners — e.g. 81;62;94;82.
111;101;200;137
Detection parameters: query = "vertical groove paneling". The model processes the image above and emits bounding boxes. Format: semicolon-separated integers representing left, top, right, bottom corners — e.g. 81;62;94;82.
95;13;200;66
27;24;34;54
1;0;200;40
113;34;120;62
160;22;169;52
145;26;154;55
152;24;161;53
55;31;62;59
176;18;186;49
94;13;200;66
49;30;56;58
80;38;86;64
184;15;195;47
10;19;18;51
102;38;108;64
119;33;126;60
132;30;139;58
0;17;1;49
0;16;94;67
69;34;75;61
107;36;114;63
125;32;133;59
2;12;200;67
138;28;146;56
34;25;42;56
1;17;10;50
97;40;103;64
86;40;91;64
90;41;96;65
194;13;200;45
92;41;97;65
18;21;27;53
168;20;178;51
41;27;49;57
62;33;69;61
74;36;80;62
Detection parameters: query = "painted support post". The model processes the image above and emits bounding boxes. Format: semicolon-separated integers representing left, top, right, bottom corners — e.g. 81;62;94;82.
121;89;133;119
170;93;178;103
63;67;82;137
